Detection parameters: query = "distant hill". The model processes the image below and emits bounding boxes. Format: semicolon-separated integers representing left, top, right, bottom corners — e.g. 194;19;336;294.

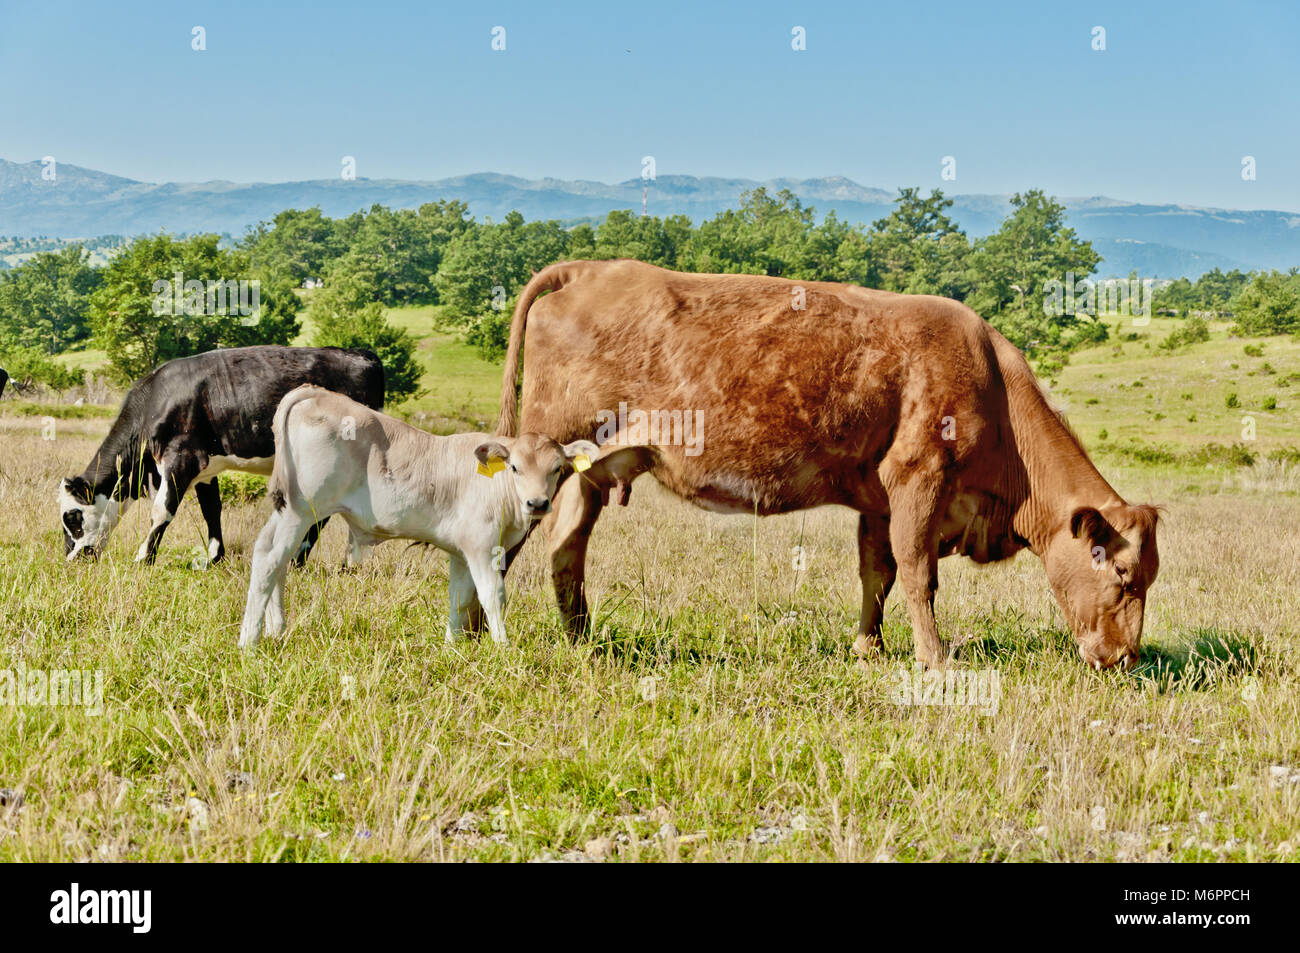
2;158;1295;279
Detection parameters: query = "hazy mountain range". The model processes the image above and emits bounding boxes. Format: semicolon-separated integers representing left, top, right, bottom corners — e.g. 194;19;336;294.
3;158;1298;279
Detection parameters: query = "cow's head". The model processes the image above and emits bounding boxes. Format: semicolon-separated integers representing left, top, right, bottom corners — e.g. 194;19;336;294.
59;476;126;560
1043;502;1160;670
474;434;602;517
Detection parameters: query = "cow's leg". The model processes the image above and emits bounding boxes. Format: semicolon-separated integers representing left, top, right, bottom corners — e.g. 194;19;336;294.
292;518;329;568
853;512;897;657
885;471;948;668
464;549;508;644
239;508;313;648
194;480;225;564
135;454;198;564
546;474;604;638
445;553;483;642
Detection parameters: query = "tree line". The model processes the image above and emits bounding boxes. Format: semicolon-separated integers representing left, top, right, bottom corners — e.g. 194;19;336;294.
2;187;1297;401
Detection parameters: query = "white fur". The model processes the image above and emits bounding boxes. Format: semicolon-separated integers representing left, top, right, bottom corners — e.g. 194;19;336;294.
238;388;597;649
61;483;126;561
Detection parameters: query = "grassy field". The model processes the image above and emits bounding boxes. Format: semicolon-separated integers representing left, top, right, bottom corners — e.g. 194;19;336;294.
1;315;1297;861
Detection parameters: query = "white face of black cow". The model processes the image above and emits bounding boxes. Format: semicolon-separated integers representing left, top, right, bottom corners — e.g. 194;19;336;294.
60;476;127;560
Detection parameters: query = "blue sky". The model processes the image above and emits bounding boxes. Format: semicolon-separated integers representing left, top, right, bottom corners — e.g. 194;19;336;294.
2;0;1297;210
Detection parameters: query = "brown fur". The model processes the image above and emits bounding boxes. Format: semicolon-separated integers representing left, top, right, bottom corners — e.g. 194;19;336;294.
498;260;1160;669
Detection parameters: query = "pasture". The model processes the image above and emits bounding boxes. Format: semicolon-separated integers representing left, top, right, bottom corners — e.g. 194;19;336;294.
1;314;1297;861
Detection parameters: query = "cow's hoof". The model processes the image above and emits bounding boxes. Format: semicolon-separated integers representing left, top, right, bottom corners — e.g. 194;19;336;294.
915;651;947;670
851;633;883;658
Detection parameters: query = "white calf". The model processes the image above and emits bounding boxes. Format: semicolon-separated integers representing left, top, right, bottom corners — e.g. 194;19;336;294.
238;385;601;648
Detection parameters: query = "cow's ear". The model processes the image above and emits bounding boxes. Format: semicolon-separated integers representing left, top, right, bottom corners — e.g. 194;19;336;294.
474;440;511;464
589;445;657;484
63;476;92;504
1070;507;1114;544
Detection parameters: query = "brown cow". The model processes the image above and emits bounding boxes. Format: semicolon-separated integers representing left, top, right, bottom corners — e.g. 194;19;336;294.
497;260;1159;670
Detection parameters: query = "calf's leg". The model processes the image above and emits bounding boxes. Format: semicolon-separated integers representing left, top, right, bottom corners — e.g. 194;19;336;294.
465;549;508;645
445;553;483;642
546;475;605;637
853;511;897;657
345;523;376;569
239;508;314;648
292;518;329;568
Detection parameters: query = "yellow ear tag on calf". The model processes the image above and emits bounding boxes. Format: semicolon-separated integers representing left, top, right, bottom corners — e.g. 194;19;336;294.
477;457;506;478
572;453;592;472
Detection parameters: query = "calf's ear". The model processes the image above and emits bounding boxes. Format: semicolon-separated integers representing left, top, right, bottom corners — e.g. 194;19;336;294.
474;440;511;464
560;440;600;468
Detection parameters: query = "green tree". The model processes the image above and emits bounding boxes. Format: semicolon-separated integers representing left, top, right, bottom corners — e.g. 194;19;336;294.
434;211;571;356
323;201;472;306
868;188;972;298
88;234;299;382
0;245;101;353
967;190;1101;355
1232;270;1300;335
592;210;692;267
306;266;423;403
686;188;817;276
243;207;342;287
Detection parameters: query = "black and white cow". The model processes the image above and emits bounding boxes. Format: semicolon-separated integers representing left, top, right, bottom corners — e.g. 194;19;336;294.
59;346;385;564
0;366;8;399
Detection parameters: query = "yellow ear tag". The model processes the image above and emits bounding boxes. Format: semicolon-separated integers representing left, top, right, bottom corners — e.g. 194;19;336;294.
477;457;506;478
572;453;592;472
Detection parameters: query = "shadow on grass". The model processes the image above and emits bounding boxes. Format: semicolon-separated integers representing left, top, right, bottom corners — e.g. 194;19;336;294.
1131;628;1264;693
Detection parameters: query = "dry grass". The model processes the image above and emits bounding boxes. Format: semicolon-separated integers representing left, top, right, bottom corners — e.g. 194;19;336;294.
1;412;1298;861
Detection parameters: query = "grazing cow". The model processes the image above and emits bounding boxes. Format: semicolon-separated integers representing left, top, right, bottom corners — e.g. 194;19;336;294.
59;346;384;564
495;260;1161;670
237;385;623;648
0;366;8;399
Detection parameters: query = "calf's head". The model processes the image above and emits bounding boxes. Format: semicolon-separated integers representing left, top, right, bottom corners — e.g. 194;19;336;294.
474;434;601;517
59;475;126;560
1043;503;1160;670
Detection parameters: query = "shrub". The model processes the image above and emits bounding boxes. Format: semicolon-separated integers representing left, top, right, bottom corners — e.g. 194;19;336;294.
309;292;424;405
1159;315;1210;351
0;345;83;393
219;472;267;504
1225;392;1240;408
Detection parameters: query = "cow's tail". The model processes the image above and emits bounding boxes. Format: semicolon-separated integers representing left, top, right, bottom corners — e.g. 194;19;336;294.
268;384;324;511
496;262;571;436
